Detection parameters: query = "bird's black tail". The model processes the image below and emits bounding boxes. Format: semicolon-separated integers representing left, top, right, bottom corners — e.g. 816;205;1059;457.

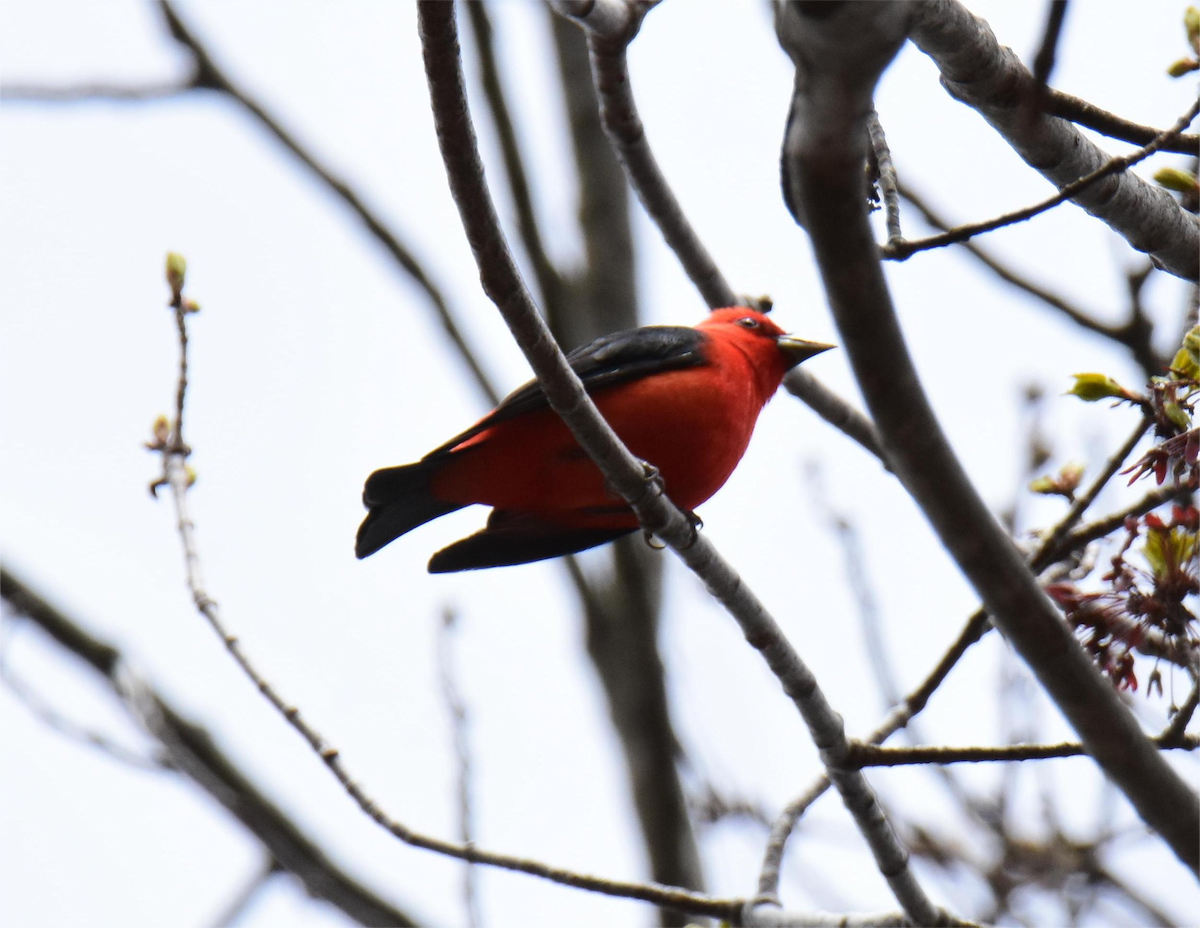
356;460;465;559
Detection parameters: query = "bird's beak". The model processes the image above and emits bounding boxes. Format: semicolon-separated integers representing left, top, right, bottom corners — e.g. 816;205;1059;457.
776;334;835;368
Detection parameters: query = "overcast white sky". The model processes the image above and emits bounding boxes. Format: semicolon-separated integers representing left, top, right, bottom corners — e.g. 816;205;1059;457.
2;2;1198;926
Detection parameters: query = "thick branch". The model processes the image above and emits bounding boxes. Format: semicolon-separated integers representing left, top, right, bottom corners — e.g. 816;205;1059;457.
778;0;1199;871
908;0;1200;281
583;40;736;308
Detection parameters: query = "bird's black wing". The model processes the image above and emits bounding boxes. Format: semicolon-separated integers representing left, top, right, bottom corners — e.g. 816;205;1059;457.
423;325;709;458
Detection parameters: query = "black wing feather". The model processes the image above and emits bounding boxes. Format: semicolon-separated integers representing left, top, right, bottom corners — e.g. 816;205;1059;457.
424;326;708;458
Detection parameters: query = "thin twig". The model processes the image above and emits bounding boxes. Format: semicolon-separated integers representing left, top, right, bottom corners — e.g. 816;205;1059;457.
0;617;167;772
845;734;1198;768
555;1;738;309
1046;89;1200;155
1054;484;1192;557
1026;1;1069;120
463;2;567;323
1161;673;1200;745
149;259;745;920
0;566;424;927
0;81;193;102
882;98;1200;261
1028;415;1152;569
895;180;1161;374
867;109;902;246
208;858;281;928
154;1;499;405
437;609;480;928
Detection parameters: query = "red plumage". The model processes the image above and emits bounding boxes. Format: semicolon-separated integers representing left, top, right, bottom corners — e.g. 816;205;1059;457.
356;307;831;571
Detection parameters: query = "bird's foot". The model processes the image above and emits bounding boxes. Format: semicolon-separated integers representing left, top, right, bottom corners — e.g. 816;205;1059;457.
682;510;703;549
636;461;664;502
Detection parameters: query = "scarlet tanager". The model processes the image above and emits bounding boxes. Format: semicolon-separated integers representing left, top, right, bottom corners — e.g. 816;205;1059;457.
356;307;832;572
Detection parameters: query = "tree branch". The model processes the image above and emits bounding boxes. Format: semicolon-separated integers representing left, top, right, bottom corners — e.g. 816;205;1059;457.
845;734;1198;768
418;4;947;924
154;1;499;405
779;0;1199;872
0;566;422;928
554;1;738;309
908;0;1200;281
1046;88;1200;155
895;180;1163;374
881;99;1200;264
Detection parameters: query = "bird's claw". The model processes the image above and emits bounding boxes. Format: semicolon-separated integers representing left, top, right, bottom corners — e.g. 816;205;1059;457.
638;461;664;500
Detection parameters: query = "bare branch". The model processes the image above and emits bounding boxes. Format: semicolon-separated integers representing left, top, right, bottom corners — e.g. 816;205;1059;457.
783;369;889;465
463;2;567;324
207;858;281;928
1026;1;1070;115
556;1;738;309
867;109;903;245
418;5;946;924
745;906;984;928
779;0;1199;871
437;610;480;928
153;1;499;405
0;81;193;102
1054;484;1193;558
1028;415;1152;569
882;99;1200;263
1161;674;1200;746
846;735;1198;768
0;619;166;772
148;268;744;920
0;566;422;928
895;181;1164;375
908;0;1200;280
1046;89;1200;155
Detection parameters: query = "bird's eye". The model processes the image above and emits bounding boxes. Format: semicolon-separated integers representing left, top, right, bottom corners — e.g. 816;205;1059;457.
736;317;760;329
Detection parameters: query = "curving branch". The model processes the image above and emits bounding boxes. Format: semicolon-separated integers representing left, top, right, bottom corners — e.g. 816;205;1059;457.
895;181;1164;375
154;1;500;405
881;100;1200;263
908;0;1200;281
0;566;422;928
417;4;947;924
778;0;1199;873
554;1;739;309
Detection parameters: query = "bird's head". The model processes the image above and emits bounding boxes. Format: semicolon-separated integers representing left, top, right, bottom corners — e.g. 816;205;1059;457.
700;307;835;377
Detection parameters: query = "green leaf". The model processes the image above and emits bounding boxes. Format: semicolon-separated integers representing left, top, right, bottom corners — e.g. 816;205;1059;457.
1184;325;1200;366
1164;401;1191;431
1154;167;1200;194
1171;347;1200;380
1143;528;1167;577
1068;372;1131;402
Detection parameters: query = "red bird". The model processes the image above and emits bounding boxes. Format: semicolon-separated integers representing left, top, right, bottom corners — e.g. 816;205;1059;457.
356;307;832;572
